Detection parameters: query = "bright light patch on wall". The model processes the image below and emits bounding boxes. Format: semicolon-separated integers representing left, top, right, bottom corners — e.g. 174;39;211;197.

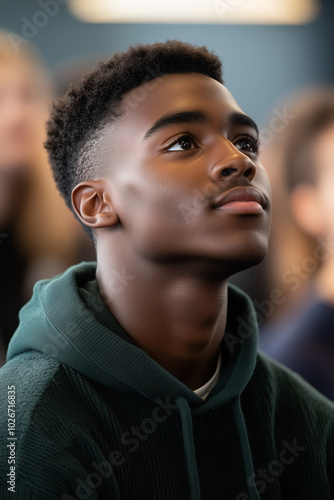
69;0;319;24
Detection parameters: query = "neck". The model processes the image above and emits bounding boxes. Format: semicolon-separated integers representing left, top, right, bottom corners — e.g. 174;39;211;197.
96;245;229;390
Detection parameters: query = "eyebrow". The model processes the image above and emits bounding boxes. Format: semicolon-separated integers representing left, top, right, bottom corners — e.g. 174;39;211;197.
229;112;259;136
144;110;208;140
143;109;259;140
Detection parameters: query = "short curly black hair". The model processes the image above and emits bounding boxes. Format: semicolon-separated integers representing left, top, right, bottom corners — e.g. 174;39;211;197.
45;40;223;241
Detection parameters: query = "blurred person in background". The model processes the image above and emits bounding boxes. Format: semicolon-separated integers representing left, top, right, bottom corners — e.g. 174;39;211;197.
259;89;334;400
0;31;94;365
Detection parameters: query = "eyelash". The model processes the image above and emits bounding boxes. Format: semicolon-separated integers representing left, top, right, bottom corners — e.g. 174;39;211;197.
234;135;261;155
164;133;198;151
164;133;260;154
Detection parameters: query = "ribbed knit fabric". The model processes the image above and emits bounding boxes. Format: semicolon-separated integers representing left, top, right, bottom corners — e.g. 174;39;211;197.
0;262;333;499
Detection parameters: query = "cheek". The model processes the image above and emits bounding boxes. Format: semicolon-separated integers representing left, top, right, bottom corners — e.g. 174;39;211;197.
111;174;196;259
256;164;271;193
113;162;199;226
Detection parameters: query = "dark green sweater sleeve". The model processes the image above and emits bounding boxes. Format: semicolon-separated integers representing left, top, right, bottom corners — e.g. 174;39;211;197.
0;352;123;500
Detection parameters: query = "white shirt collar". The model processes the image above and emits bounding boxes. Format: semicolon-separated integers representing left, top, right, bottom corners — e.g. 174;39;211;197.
193;352;221;400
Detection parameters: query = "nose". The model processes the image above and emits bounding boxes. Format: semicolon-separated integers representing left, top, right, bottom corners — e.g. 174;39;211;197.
210;140;256;182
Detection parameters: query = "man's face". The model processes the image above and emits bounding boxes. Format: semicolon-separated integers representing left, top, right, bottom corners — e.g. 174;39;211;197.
102;73;271;275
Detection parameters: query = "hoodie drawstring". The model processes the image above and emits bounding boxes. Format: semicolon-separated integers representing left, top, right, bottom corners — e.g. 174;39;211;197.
233;396;261;500
176;395;261;500
176;396;201;500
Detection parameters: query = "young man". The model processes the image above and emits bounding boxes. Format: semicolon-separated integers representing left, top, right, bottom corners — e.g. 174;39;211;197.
0;41;333;500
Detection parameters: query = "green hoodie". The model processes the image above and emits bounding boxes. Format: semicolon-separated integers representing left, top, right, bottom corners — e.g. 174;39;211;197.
0;262;333;499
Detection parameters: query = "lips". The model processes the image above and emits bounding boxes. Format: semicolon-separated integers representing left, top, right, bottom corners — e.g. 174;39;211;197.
212;186;266;215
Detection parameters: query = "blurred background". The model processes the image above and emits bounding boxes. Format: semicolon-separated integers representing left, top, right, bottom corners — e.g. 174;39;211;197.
0;0;334;399
1;0;333;121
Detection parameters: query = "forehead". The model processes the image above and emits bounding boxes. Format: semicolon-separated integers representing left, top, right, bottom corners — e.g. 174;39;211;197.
118;73;243;136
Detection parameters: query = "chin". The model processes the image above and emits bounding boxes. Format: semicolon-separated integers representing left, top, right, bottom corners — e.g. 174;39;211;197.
228;250;267;274
209;232;269;275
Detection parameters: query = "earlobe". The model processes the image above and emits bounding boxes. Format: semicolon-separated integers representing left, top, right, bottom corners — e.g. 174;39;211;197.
71;180;118;229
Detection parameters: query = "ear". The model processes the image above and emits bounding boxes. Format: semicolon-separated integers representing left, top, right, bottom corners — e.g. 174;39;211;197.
289;184;328;237
71;180;118;229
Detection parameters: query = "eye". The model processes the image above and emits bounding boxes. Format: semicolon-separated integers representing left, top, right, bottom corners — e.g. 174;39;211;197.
234;136;260;154
165;134;198;152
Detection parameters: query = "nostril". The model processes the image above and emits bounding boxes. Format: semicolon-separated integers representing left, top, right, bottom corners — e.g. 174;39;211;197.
221;167;237;177
244;167;254;178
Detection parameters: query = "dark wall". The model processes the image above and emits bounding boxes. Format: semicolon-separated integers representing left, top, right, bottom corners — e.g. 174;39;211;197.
1;0;333;124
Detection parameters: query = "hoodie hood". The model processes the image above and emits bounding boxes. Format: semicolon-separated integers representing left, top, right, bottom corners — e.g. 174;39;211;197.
7;262;258;408
7;262;261;499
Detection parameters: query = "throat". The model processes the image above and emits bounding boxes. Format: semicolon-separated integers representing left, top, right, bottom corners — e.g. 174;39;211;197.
144;334;225;390
96;257;229;389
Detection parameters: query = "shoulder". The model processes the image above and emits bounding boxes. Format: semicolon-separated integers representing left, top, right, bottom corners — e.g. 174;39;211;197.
0;352;93;498
0;351;62;419
0;350;99;436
